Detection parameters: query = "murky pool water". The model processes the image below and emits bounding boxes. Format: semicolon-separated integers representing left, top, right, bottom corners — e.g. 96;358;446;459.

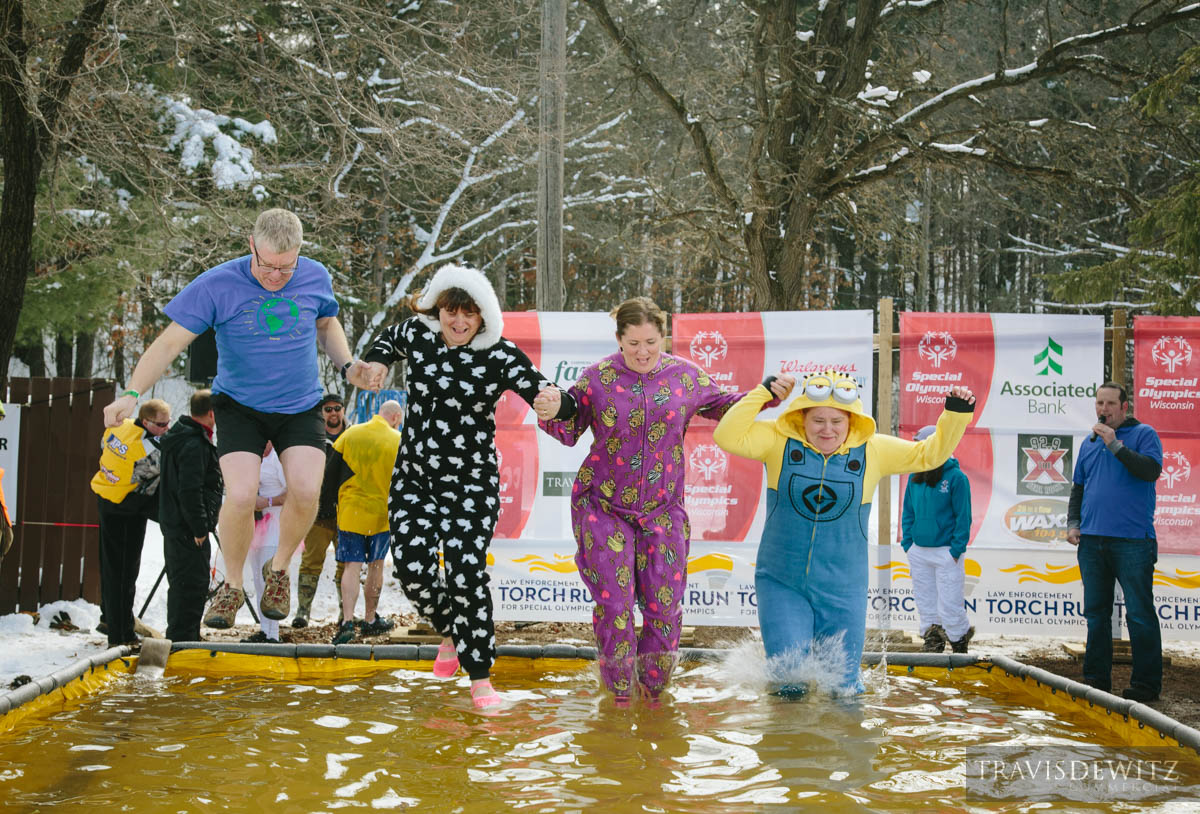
2;649;1198;813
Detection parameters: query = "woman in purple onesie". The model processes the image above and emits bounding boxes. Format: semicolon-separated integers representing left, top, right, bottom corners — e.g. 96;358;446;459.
535;297;789;705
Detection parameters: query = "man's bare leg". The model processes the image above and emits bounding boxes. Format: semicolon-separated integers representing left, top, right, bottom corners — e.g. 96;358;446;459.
215;451;263;590
273;445;324;570
364;559;385;623
341;561;362;623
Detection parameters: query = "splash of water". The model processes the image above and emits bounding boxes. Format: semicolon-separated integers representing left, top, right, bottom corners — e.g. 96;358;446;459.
714;636;867;697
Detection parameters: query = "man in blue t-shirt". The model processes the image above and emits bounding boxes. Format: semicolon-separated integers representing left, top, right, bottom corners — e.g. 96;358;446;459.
1067;381;1163;703
103;209;368;630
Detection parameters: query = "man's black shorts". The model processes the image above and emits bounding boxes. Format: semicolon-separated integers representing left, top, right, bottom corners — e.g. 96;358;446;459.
212;392;325;458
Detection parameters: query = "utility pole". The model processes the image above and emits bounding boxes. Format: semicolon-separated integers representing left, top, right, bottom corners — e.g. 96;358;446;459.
536;0;565;311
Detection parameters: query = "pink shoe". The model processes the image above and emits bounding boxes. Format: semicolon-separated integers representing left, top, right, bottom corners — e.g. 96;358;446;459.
433;642;459;678
470;680;502;709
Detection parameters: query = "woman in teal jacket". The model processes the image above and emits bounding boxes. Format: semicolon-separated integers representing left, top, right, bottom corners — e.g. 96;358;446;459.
901;425;973;653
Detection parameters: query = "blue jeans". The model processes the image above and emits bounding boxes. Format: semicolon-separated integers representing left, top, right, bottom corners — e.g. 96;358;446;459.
1076;535;1161;694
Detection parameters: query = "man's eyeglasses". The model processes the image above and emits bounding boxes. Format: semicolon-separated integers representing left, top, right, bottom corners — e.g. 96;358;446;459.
146;419;170;429
323;405;343;414
252;242;298;275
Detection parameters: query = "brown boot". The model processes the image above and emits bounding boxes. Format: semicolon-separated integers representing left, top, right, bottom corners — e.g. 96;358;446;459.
260;562;291;621
292;573;319;628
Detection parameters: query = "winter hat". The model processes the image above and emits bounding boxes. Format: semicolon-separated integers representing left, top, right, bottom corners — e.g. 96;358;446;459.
414;263;504;349
914;425;937;442
319;393;344;409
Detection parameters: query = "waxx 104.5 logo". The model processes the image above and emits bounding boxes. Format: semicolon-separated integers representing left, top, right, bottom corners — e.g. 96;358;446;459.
917;331;957;368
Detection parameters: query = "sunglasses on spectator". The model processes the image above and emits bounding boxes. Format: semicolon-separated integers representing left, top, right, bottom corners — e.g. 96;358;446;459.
323;405;343;413
146;419;170;428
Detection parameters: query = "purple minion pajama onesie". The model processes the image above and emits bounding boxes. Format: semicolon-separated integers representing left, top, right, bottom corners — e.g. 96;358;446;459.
714;370;974;694
539;353;750;698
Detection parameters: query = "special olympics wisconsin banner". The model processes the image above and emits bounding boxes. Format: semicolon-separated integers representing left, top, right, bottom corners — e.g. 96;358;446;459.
1132;315;1200;556
1133;315;1200;432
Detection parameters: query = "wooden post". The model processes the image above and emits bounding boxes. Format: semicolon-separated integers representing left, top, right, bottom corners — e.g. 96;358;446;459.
1111;308;1127;385
876;297;894;547
536;0;566;311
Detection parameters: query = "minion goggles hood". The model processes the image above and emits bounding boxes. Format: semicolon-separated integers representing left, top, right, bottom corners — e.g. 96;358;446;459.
781;369;877;444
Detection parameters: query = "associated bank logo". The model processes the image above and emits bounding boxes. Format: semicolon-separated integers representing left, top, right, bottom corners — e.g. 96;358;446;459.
917;331;957;368
1162;451;1192;489
1152;336;1193;373
689;444;728;480
689;331;728;368
1033;336;1063;376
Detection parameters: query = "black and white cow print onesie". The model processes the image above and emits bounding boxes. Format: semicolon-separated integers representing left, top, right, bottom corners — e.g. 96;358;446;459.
363;315;571;680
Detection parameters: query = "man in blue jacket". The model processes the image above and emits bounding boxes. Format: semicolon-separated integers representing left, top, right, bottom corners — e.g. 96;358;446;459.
901;425;973;653
1068;382;1163;703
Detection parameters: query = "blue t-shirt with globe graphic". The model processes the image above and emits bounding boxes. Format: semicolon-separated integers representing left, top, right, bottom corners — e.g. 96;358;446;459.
165;255;339;413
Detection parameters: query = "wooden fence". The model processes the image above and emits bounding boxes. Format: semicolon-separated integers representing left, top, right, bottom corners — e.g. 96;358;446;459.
0;378;114;615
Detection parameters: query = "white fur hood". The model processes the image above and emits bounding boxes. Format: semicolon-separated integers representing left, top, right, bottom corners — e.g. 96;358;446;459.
414;263;504;349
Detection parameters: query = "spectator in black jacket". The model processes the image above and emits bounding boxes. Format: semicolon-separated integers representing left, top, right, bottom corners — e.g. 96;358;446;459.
160;390;223;641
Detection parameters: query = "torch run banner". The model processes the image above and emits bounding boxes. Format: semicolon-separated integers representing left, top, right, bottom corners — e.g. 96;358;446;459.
881;312;1200;640
488;310;876;628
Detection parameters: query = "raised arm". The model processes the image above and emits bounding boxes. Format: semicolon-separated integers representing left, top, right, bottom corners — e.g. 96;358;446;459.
104;322;197;427
712;384;782;462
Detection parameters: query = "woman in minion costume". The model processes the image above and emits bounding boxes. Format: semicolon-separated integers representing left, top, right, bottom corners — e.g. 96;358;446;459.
713;369;975;694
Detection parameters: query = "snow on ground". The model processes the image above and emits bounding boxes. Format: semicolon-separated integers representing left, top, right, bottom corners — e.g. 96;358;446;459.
3;523;1199;689
0;522;415;688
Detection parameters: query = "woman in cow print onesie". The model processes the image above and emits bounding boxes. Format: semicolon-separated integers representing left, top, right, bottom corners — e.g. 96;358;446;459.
358;264;574;708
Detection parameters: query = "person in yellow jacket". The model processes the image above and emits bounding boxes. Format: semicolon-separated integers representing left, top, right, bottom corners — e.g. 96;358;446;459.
89;399;171;647
713;370;975;695
326;399;403;644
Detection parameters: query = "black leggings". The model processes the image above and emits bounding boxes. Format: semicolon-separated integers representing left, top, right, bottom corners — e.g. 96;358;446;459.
390;475;500;681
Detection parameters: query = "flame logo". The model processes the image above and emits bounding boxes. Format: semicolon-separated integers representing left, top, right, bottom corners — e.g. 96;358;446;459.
917;331;957;368
1162;451;1192;489
686;553;734;574
1152;336;1193;373
513;553;578;574
1000;562;1081;584
689;330;728;368
1153;568;1200;590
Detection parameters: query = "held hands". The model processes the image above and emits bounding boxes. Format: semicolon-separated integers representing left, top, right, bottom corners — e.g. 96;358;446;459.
1091;422;1116;445
103;394;137;428
948;385;976;405
533;387;561;421
769;373;796;400
348;361;389;392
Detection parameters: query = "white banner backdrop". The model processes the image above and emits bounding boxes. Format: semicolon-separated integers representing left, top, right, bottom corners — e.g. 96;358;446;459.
490;310;878;628
489;542;1200;641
